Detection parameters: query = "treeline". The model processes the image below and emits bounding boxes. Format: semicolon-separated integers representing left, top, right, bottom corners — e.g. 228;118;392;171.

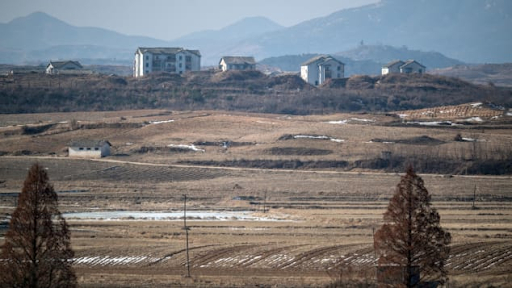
1;71;510;114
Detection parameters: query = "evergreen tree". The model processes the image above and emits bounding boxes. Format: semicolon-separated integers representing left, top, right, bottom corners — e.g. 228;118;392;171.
0;163;76;288
375;167;451;287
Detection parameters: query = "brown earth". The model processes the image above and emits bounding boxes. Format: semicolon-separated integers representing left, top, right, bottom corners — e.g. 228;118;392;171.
1;109;512;287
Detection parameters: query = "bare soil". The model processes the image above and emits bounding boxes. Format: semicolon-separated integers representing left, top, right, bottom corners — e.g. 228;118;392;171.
0;109;511;287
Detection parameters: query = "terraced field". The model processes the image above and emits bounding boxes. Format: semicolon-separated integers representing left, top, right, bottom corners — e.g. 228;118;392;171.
1;109;512;287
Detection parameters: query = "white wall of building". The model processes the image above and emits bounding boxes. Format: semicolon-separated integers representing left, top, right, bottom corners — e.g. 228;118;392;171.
301;58;344;86
69;144;110;158
401;62;425;74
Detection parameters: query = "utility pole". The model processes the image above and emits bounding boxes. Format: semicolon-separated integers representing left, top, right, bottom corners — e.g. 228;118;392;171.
472;185;477;209
263;190;267;213
183;194;191;277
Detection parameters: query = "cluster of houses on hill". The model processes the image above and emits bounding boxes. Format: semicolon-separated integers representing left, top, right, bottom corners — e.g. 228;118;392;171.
62;48;425;158
45;47;426;88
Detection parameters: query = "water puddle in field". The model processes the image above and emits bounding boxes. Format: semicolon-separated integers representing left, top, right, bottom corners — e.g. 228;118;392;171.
63;211;289;221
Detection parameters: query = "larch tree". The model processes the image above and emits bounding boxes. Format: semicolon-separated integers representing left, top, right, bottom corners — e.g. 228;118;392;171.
374;166;451;287
0;163;76;288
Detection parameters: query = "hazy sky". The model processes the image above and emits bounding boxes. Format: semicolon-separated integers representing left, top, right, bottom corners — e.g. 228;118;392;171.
0;0;379;40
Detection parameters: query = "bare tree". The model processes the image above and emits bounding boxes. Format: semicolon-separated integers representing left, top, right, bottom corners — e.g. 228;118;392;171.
374;166;451;287
0;163;76;288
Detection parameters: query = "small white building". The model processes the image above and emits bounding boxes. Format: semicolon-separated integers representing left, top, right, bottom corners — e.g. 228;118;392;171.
400;60;426;74
381;60;405;75
46;61;83;75
219;56;256;71
68;140;111;158
382;60;426;75
133;47;201;77
300;55;344;86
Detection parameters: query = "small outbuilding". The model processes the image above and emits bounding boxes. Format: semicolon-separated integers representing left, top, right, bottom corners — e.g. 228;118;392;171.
46;60;83;75
68;140;111;158
219;56;256;71
400;60;426;74
382;60;426;75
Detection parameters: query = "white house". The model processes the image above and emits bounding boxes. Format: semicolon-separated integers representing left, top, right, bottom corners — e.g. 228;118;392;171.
46;61;83;75
300;55;344;86
382;60;426;75
68;140;111;158
400;60;426;74
133;47;201;77
381;60;405;75
219;56;256;71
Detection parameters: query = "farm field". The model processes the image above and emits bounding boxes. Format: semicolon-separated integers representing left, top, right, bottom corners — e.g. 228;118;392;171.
1;108;512;287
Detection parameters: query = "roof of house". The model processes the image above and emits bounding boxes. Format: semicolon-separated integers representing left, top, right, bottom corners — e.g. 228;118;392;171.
69;140;111;147
382;60;405;68
220;56;256;65
301;55;344;66
136;47;201;57
401;60;426;68
47;60;83;69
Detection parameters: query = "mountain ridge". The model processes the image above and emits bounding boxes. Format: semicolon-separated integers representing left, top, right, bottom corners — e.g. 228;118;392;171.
1;1;511;65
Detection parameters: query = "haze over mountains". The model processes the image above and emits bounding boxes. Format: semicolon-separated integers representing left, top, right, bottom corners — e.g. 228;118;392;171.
1;0;511;67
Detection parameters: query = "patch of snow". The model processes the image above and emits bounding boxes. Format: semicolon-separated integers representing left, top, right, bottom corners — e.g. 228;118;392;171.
327;120;348;125
470;102;483;108
294;135;344;143
168;144;205;152
63;211;289;222
294;135;329;140
398;114;408;118
462;137;477;142
506;111;512;116
149;119;174;125
407;121;456;126
463;117;484;122
330;138;345;143
59;121;68;124
350;118;375;122
327;118;374;124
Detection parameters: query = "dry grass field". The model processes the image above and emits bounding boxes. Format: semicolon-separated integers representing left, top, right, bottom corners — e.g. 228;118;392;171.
1;107;512;287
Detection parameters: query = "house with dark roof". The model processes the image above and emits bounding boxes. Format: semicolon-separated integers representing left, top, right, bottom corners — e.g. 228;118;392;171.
45;60;83;75
68;140;111;158
219;56;256;71
133;47;201;77
382;60;426;75
300;55;344;86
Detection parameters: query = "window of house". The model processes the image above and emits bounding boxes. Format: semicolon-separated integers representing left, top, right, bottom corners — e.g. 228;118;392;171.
186;56;191;62
146;63;149;68
179;55;183;60
179;63;182;68
146;56;149;60
94;148;99;151
79;147;84;150
337;66;341;71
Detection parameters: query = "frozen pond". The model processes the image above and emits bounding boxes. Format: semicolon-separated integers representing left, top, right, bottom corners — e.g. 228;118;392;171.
63;211;287;221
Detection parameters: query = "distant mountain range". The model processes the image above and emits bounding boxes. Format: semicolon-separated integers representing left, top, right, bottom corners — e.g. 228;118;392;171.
236;0;512;63
1;0;511;66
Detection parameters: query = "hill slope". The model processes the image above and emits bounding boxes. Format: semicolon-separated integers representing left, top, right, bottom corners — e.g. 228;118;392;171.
229;0;512;63
0;12;167;64
1;71;510;115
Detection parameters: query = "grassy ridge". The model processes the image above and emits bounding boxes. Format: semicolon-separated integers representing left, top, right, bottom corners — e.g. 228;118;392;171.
1;71;510;114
